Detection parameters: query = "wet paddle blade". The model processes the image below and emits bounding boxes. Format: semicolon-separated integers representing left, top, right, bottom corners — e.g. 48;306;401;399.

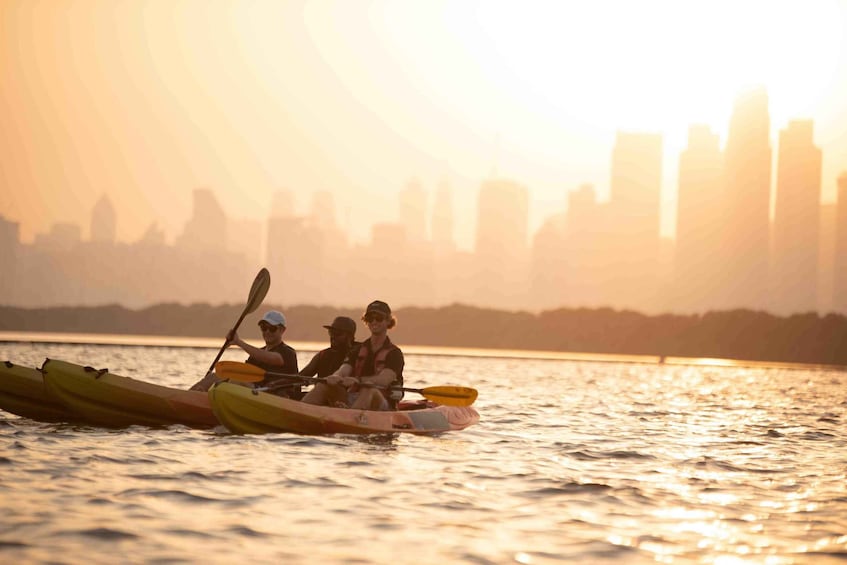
418;386;478;407
215;361;265;382
245;268;271;315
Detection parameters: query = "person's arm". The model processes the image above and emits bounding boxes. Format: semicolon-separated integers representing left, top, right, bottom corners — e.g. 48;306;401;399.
299;351;322;376
361;350;403;388
325;362;353;386
227;331;285;368
361;367;396;388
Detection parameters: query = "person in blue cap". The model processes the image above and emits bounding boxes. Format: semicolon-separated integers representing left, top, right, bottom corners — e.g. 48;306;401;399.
190;310;298;395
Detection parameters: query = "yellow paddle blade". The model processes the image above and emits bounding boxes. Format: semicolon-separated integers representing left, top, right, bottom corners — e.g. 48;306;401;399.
417;386;478;407
215;361;266;382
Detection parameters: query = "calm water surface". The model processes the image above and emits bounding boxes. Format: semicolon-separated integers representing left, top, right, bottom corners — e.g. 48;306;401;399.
1;340;845;564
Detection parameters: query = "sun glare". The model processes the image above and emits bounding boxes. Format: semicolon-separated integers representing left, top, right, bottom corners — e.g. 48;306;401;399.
442;0;842;141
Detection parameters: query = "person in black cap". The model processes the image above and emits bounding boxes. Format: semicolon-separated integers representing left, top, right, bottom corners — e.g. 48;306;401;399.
302;300;404;410
299;316;358;393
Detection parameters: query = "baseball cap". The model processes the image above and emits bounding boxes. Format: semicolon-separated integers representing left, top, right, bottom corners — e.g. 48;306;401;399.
259;310;286;327
322;316;356;335
365;300;391;316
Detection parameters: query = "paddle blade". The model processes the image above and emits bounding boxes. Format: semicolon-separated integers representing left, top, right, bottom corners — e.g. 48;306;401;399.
418;386;478;407
245;268;271;315
215;361;266;383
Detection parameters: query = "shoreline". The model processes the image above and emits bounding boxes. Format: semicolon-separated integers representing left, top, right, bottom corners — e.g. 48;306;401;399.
3;331;845;373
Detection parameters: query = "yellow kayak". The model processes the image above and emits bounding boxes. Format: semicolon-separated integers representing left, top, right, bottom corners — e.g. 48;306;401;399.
42;359;218;428
0;361;76;422
209;381;480;435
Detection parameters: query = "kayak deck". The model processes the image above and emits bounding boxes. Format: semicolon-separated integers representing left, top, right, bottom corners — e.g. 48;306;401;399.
210;381;480;435
0;361;77;422
41;359;217;428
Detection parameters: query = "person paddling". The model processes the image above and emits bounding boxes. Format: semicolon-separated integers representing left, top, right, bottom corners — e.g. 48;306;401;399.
190;310;298;396
302;301;403;410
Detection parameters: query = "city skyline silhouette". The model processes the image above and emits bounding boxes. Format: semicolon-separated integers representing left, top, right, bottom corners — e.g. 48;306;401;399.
2;1;847;317
2;85;846;316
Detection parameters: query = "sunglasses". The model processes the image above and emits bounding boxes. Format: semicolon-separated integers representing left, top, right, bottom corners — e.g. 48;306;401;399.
327;328;348;337
365;314;385;323
259;324;281;333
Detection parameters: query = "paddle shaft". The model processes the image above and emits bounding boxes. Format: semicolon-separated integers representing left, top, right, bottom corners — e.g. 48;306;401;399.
262;378;467;399
205;269;271;376
244;372;436;396
214;361;478;406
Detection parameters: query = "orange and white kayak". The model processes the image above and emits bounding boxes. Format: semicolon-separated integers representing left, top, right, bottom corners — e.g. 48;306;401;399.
209;381;480;435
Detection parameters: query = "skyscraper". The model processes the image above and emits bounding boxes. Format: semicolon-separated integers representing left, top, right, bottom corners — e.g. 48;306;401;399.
610;131;663;243
475;178;529;261
175;188;227;252
474;178;529;306
0;215;19;301
90;194;116;244
674;125;723;312
608;131;663;310
834;172;847;314
771;120;822;314
719;88;772;310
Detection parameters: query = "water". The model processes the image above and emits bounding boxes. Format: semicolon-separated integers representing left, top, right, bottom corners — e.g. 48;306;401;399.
1;340;846;564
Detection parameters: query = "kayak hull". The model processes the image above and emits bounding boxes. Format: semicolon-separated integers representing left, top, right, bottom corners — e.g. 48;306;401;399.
42;359;217;428
0;361;77;422
209;381;480;435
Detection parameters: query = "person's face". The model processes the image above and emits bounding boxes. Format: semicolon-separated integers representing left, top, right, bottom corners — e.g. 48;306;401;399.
328;328;350;348
259;322;283;344
364;312;388;333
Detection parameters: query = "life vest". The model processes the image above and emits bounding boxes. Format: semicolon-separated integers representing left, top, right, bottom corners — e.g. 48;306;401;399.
352;338;401;405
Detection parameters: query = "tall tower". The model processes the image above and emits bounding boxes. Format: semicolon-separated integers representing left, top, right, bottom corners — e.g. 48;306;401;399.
610;131;663;243
719;87;772;310
0;216;20;302
674;125;723;312
473;178;530;307
834;172;847;314
90;194;116;244
771;120;822;314
608;131;663;309
475;178;529;260
175;188;227;252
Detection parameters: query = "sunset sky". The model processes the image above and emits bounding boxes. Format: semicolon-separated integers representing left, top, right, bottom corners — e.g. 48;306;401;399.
2;0;846;250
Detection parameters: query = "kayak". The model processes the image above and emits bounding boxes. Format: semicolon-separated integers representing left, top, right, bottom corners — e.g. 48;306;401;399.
41;359;218;428
209;381;480;435
0;361;77;422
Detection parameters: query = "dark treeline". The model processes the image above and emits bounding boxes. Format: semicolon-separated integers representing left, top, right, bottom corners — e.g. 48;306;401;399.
2;303;846;366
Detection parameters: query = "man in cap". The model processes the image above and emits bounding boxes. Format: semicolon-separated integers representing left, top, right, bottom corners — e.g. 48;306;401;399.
190;310;299;395
298;316;358;406
303;300;404;410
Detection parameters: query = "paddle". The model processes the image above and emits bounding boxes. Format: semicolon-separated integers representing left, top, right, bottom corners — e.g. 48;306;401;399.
203;269;271;379
215;361;478;407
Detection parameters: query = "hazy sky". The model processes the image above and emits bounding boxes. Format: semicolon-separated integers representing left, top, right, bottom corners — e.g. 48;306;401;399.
2;0;846;250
